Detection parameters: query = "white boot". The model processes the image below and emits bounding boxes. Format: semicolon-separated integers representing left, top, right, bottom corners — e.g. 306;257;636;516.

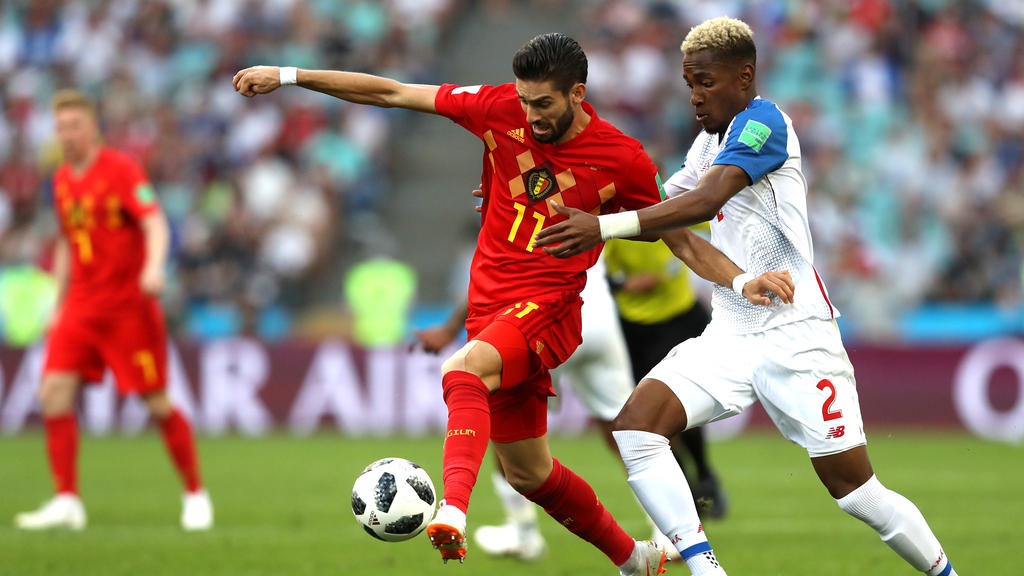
426;500;468;563
15;494;87;531
474;522;546;561
618;540;668;576
181;490;213;531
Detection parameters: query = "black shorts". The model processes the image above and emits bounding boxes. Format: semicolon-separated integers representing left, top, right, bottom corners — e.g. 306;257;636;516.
619;301;711;382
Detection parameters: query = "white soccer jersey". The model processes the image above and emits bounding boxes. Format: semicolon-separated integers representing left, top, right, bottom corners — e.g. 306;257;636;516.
580;254;616;316
664;97;836;334
552;254;635;421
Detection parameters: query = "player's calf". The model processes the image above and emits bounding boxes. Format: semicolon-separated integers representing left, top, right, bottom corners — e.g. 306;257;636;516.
615;430;726;575
523;458;636;567
837;475;957;576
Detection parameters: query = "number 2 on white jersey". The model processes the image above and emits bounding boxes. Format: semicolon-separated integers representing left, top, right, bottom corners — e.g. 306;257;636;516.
817;379;843;422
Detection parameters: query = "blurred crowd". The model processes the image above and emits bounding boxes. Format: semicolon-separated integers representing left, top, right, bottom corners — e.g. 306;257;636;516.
579;0;1023;335
0;0;458;342
0;0;1021;344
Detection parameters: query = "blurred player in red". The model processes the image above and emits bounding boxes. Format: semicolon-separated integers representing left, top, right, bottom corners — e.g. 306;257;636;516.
14;90;212;532
235;33;791;574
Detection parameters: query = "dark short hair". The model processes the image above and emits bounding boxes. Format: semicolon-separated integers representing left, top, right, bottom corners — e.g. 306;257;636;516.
512;33;587;93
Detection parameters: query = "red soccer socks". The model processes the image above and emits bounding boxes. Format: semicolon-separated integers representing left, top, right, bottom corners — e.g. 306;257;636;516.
45;413;78;495
440;370;491;513
525;458;635;566
160;409;202;493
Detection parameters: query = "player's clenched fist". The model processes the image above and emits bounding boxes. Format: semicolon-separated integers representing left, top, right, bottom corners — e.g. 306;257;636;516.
139;264;166;297
233;66;282;97
741;270;794;306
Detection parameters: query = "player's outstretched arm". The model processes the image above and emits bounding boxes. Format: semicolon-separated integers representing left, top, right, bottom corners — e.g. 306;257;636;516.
533;164;749;257
414;301;469;354
660;227;794;306
139;212;170;296
232;66;440;113
52;236;70;307
636;164;748;232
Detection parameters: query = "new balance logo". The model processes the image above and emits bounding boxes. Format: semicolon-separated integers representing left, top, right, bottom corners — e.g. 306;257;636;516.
929;550;945;573
825;426;846;439
507;128;525;143
671;524;703;545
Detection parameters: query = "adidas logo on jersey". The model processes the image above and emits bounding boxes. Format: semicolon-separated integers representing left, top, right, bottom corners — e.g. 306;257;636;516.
507;128;526;143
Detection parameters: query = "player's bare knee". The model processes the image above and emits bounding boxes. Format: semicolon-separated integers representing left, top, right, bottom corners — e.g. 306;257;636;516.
812;446;874;499
144;393;174;420
612;407;654;433
441;340;502;390
37;374;77;415
612;396;664;433
462;344;501;378
440;353;467;375
613;379;687;436
502;465;546;494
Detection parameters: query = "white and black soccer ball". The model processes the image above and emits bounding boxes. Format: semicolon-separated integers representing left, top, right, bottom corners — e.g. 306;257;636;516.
352;457;436;542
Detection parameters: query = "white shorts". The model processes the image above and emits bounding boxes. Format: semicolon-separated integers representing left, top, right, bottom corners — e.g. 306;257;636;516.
551;295;634;422
646;318;866;457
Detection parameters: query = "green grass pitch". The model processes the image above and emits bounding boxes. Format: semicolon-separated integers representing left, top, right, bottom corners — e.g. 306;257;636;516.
0;431;1016;575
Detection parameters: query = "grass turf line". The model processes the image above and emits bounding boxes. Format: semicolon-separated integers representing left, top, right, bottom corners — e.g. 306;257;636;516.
0;431;1016;575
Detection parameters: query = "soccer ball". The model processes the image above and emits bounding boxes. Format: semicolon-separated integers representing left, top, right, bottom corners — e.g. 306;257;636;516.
352;457;436;542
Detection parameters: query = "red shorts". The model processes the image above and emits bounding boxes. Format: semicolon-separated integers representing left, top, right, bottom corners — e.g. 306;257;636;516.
43;298;168;396
467;291;583;443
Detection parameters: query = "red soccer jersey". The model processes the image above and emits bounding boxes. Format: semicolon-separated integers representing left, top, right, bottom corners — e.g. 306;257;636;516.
52;147;160;310
434;83;664;314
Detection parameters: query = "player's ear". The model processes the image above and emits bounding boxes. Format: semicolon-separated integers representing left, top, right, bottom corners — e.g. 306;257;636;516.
738;62;755;91
569;82;586;106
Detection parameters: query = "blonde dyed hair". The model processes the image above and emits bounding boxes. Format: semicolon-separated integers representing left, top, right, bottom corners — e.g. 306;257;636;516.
680;16;756;62
52;89;97;116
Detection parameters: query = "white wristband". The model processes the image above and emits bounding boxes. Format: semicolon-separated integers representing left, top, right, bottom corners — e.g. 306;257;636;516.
598;211;641;241
732;272;755;295
279;66;298;86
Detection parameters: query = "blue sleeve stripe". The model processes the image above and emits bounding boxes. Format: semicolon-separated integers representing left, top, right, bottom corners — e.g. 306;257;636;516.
713;100;789;183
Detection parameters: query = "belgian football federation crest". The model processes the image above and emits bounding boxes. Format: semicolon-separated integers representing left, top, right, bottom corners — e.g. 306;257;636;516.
68;203;87;227
525;168;556;202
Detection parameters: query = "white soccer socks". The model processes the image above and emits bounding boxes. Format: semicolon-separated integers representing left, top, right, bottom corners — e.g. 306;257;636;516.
473;471;546;559
837;475;956;576
615;430;725;576
491;470;538;526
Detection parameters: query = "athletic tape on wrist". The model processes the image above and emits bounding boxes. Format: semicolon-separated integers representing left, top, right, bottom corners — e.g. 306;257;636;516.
732;272;755;295
279;67;298;86
598;211;641;241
